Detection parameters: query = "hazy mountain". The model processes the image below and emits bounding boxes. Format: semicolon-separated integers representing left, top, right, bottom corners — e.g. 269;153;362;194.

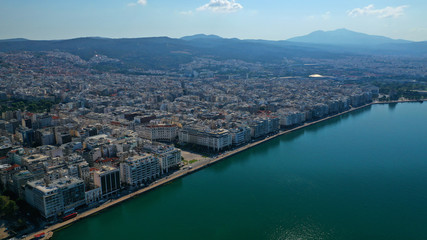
0;36;344;69
287;28;412;46
181;34;223;41
0;38;29;42
0;30;425;70
0;37;197;69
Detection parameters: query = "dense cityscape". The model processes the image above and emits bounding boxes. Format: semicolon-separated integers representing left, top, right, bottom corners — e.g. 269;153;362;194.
0;45;426;239
2;0;427;237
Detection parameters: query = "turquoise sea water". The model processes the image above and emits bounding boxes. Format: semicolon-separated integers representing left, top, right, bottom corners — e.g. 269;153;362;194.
53;103;427;240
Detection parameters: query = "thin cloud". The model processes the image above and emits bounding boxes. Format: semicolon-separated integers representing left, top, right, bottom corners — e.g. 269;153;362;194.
197;0;243;13
306;12;331;21
128;0;147;7
180;10;193;15
322;11;331;20
348;4;408;18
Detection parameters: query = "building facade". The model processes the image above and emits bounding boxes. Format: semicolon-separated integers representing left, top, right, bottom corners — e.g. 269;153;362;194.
92;166;121;198
120;154;161;186
25;177;85;219
179;127;232;152
139;124;178;142
85;187;102;205
156;147;181;173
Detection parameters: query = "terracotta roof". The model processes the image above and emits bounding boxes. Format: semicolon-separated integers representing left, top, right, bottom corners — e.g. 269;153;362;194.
5;164;20;171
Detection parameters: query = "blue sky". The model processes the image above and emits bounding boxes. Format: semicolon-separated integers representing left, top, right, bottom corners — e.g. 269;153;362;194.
0;0;426;41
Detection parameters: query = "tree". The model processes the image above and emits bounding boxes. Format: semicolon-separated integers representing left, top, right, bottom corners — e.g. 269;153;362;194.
4;200;18;216
0;196;7;210
0;195;19;217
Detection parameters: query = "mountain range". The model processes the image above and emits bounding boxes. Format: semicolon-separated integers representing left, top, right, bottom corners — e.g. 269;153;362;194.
287;28;412;45
0;29;426;70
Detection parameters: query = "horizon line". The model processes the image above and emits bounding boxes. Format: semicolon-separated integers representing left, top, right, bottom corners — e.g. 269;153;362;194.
0;29;424;42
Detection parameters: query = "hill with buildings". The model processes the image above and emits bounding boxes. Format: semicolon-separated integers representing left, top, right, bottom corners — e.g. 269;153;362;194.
0;30;426;70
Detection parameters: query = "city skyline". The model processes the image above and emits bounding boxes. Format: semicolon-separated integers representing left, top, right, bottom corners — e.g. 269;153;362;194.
1;0;426;41
1;1;427;238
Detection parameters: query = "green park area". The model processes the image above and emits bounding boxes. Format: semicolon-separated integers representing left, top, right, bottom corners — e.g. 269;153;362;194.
0;98;58;114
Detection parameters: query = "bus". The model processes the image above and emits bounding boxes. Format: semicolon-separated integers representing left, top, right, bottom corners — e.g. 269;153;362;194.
62;212;77;221
33;232;45;239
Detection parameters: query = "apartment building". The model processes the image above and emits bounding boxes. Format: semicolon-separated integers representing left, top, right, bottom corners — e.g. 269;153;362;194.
120;154;160;186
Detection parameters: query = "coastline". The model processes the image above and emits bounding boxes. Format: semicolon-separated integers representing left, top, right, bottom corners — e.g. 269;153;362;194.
24;100;424;240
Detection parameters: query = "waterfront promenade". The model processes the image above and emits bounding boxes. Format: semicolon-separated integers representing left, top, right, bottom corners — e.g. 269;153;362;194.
25;100;423;240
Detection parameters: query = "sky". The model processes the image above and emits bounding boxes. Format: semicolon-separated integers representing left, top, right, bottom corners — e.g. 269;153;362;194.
0;0;426;41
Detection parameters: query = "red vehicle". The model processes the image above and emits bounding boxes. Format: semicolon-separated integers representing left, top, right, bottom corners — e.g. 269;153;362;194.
33;232;45;239
62;212;77;221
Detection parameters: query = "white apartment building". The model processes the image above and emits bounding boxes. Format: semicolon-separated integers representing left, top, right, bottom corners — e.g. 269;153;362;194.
279;111;306;127
139;124;178;142
85;187;102;205
120;154;161;187
25;180;62;218
156;147;181;173
178;127;232;152
230;127;251;146
25;177;85;219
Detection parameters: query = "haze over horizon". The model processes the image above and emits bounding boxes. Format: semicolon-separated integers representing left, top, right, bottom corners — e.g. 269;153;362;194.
1;0;426;41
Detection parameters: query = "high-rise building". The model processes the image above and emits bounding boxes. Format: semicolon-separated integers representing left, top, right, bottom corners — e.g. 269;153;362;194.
25;180;62;219
55;177;85;212
149;146;181;174
92;166;121;198
25;177;85;219
230;126;251;146
179;127;232;151
120;154;160;187
139;124;178;142
34;129;55;146
11;170;34;198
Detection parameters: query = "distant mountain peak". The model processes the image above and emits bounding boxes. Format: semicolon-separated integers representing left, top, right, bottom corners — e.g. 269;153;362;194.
181;34;223;41
287;29;411;46
335;28;351;32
